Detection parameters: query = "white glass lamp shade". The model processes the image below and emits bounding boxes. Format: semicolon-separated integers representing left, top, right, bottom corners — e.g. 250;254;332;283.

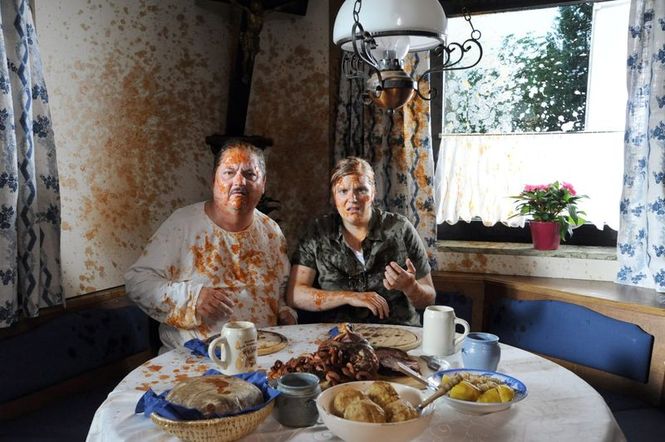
333;0;447;52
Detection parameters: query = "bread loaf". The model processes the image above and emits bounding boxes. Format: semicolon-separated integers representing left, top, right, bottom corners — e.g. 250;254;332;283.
166;375;263;418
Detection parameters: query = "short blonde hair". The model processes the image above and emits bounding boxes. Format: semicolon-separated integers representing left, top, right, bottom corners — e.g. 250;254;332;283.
330;157;376;191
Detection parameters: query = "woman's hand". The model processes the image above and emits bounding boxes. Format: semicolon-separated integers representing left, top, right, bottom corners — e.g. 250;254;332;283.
383;259;435;308
345;292;390;319
196;287;235;323
383;259;417;292
289;264;390;318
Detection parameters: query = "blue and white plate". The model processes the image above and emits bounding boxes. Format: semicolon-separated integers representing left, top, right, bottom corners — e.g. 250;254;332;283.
426;368;528;415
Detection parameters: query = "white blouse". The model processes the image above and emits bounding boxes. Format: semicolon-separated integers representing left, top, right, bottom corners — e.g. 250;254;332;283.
125;202;293;350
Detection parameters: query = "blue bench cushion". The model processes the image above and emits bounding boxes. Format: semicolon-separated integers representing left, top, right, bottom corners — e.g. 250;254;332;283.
432;290;473;324
487;299;654;383
0;305;150;403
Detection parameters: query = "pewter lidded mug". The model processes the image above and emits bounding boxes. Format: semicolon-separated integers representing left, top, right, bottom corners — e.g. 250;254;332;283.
275;373;321;427
422;305;470;356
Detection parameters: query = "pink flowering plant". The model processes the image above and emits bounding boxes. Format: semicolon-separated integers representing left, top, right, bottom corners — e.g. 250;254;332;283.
511;181;588;239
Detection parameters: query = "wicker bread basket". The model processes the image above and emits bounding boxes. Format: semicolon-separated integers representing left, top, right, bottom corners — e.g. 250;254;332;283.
150;401;274;442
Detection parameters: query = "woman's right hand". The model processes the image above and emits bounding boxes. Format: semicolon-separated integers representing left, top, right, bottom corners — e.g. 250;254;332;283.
345;292;390;319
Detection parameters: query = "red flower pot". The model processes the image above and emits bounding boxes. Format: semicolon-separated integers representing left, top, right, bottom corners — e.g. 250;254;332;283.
529;221;560;250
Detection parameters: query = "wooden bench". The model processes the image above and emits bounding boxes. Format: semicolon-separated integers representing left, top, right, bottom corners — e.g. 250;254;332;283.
431;271;665;406
0;287;157;421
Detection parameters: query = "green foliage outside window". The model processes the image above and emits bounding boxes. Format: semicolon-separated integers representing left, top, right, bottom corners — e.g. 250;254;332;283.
444;3;593;134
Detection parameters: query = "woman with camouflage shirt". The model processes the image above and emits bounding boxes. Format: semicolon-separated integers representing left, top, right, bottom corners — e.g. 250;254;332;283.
286;157;435;326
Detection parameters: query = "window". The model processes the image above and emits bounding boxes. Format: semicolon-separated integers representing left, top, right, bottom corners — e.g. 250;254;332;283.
433;0;629;245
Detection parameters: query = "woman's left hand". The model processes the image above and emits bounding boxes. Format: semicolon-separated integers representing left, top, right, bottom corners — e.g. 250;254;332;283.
383;259;417;292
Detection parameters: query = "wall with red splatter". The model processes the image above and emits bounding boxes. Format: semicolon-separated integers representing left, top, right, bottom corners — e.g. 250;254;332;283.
35;0;331;298
246;1;331;241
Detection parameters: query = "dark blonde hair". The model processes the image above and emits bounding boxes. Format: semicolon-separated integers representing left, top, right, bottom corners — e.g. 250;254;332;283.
213;139;266;176
330;156;376;191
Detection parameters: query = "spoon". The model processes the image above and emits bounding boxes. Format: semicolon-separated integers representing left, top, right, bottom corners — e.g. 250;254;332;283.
395;362;439;390
417;386;450;411
417;372;464;411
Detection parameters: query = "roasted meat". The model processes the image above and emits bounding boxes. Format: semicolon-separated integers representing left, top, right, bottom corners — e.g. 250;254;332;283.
269;323;379;386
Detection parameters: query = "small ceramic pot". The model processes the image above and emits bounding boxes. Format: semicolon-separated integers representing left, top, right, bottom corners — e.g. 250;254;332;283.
461;332;501;371
275;373;321;427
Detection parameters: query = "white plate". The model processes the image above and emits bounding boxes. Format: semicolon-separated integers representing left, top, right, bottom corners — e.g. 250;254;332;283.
426;368;528;415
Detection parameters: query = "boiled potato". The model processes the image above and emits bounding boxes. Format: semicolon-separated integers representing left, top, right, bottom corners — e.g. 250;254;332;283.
497;384;515;403
441;374;454;385
477;387;501;403
448;380;481;401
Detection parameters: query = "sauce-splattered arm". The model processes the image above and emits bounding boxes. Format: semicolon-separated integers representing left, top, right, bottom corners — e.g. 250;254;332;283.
124;213;202;330
287;264;390;319
125;265;203;329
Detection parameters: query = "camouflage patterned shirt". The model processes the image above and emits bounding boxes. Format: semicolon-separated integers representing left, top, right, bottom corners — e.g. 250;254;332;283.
292;208;431;326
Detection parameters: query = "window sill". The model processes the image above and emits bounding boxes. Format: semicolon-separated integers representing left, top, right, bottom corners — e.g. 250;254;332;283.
438;240;616;260
434;241;617;281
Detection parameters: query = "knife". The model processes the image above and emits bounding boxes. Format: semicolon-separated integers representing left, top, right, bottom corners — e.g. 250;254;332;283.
395;362;440;390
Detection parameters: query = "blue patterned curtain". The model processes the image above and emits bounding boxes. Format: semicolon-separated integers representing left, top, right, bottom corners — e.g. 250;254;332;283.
616;0;665;292
0;0;63;327
334;54;438;268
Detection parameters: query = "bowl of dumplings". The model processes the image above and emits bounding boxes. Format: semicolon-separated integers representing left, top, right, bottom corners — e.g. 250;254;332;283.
315;381;435;442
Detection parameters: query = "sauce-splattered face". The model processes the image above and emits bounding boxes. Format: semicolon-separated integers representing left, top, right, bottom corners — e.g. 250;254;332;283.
333;173;375;226
213;148;265;214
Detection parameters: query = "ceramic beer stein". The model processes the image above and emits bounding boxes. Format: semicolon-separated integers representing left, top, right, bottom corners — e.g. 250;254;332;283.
422;305;470;356
208;321;258;375
461;332;501;371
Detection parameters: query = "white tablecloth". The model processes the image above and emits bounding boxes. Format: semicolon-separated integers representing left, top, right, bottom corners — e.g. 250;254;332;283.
86;324;625;442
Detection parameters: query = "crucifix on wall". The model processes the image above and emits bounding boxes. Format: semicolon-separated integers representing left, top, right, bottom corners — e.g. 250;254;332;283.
205;0;308;153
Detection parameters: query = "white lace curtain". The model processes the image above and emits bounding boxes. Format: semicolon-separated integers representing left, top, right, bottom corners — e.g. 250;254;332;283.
434;131;623;230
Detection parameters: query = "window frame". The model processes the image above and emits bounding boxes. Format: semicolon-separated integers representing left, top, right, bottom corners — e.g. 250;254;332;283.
440;0;615;18
432;0;621;245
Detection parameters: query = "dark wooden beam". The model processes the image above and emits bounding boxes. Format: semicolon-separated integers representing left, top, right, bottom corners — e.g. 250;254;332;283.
224;2;259;137
206;0;308;16
205;134;273;155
